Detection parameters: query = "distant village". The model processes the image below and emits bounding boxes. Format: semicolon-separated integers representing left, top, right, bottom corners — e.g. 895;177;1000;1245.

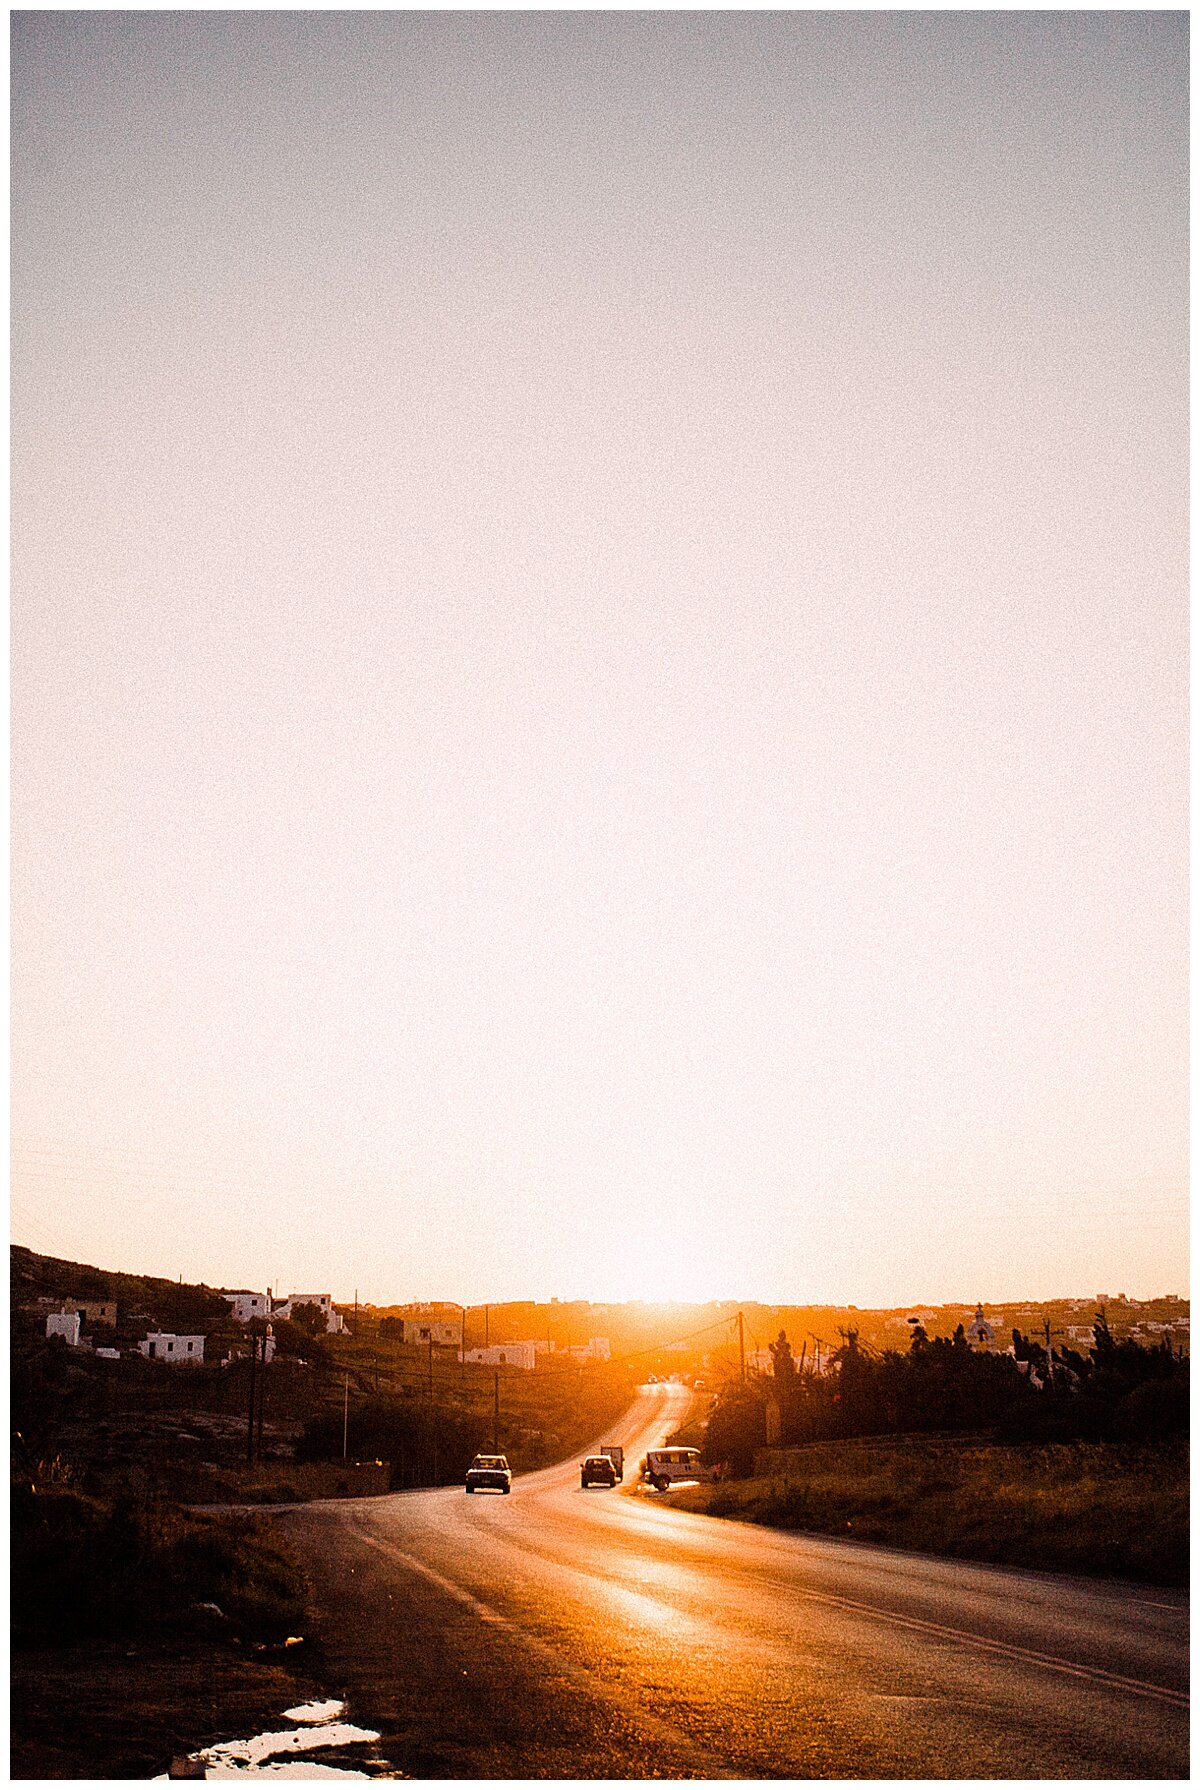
25;1285;612;1373
742;1298;1190;1375
20;1263;1188;1381
30;1287;348;1367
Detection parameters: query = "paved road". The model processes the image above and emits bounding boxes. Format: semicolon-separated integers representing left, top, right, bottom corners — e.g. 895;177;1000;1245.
276;1384;1188;1778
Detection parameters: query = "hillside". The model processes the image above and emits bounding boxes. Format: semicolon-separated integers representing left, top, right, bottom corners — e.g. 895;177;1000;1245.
11;1244;236;1336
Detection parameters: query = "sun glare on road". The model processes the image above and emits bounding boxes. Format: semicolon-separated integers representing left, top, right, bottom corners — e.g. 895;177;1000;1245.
594;1576;708;1643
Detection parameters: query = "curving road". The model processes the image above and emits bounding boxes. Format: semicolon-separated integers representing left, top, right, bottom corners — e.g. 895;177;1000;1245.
275;1383;1188;1778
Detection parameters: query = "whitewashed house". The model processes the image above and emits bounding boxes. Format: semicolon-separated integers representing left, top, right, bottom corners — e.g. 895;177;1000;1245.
46;1311;81;1346
139;1332;205;1364
222;1291;271;1324
459;1342;537;1371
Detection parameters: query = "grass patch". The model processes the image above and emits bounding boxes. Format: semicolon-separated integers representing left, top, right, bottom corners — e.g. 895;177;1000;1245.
669;1437;1188;1585
12;1481;309;1646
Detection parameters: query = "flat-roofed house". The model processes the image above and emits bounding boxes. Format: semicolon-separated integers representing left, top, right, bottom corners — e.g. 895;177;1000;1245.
222;1291;271;1324
46;1311;81;1346
139;1332;205;1364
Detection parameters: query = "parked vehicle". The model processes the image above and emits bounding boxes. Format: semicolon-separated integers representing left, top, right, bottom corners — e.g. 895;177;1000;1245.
642;1447;710;1491
580;1454;618;1489
599;1444;624;1481
465;1454;511;1493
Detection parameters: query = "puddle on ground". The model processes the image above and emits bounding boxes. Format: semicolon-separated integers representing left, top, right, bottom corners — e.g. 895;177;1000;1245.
155;1696;395;1779
282;1702;352;1726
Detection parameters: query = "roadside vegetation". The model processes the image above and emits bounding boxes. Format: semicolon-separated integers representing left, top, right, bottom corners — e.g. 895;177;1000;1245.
702;1312;1188;1471
670;1435;1188;1585
295;1360;631;1491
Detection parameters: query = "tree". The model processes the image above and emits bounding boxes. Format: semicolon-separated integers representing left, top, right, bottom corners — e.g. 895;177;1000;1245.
701;1382;766;1477
290;1301;327;1339
768;1330;795;1383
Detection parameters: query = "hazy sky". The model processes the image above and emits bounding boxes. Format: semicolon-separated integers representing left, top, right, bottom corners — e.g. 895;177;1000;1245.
12;11;1188;1306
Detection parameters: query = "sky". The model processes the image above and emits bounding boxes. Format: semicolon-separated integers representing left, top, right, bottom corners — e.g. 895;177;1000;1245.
11;10;1188;1307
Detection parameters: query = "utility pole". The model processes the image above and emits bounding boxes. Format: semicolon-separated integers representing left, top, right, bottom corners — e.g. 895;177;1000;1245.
429;1337;438;1487
246;1336;258;1467
342;1373;349;1460
493;1368;500;1451
1042;1318;1063;1386
737;1310;746;1381
484;1304;489;1349
254;1333;267;1463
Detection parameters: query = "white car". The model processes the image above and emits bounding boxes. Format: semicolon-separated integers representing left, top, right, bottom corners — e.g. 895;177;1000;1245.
465;1454;512;1494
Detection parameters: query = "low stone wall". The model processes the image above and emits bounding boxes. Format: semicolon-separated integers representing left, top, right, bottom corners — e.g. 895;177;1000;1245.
752;1448;814;1478
243;1460;392;1500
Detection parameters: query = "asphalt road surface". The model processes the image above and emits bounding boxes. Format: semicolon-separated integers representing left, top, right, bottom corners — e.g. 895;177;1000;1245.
276;1383;1188;1778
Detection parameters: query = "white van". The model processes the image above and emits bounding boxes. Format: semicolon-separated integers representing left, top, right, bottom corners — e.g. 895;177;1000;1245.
642;1447;710;1491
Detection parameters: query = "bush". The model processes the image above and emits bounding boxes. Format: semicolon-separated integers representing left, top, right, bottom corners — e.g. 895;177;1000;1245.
1110;1378;1190;1441
297;1394;491;1488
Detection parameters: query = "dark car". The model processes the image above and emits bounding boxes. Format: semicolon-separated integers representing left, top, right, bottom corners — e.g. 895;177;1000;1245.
465;1454;512;1493
580;1454;618;1489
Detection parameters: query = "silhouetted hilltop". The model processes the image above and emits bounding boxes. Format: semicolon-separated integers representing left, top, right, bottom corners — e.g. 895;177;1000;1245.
11;1245;233;1337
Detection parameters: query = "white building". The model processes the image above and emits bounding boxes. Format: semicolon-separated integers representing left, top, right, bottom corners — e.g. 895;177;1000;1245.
275;1293;346;1334
403;1318;460;1347
139;1332;205;1365
460;1342;537;1372
46;1311;81;1346
222;1291;271;1324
